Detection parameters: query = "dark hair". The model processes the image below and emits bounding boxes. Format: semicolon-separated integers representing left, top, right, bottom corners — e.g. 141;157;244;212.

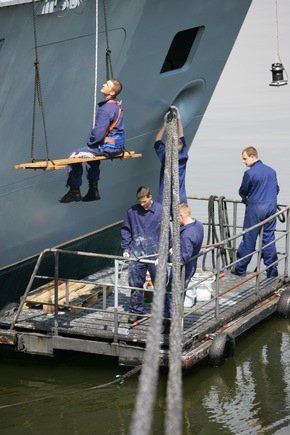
136;186;151;199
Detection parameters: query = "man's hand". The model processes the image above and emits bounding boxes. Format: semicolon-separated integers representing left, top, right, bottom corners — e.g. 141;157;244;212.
164;110;171;124
123;251;130;258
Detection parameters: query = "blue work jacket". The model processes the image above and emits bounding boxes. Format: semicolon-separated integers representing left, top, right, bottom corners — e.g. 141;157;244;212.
180;219;204;287
87;97;125;147
239;160;279;205
154;137;188;204
121;201;163;258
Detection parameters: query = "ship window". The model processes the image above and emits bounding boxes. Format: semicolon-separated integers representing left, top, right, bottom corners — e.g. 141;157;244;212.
160;27;201;73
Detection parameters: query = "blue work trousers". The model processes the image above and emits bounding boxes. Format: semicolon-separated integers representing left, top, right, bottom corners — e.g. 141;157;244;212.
235;203;278;276
127;261;157;314
67;144;123;188
164;266;192;319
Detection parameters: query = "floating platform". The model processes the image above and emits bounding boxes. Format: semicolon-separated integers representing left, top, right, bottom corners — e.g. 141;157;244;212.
0;262;287;368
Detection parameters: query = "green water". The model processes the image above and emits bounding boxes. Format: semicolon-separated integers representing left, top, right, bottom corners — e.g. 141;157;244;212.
0;315;290;434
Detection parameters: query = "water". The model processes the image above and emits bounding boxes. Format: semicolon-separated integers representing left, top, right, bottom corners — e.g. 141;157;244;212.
1;316;290;434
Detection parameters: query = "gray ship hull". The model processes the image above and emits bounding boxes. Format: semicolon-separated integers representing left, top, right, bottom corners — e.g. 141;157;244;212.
0;0;252;269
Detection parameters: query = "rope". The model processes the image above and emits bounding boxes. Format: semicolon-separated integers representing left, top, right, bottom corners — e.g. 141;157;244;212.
202;195;219;270
165;109;182;435
93;0;99;125
274;0;281;63
203;196;234;270
130;108;182;435
0;364;141;410
31;0;50;164
103;0;114;80
273;0;288;81
218;196;234;266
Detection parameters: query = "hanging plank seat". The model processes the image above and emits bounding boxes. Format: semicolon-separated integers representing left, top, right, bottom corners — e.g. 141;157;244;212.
14;151;142;170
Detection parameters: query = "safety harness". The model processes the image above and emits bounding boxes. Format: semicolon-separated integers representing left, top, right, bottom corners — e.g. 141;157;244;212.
104;99;124;146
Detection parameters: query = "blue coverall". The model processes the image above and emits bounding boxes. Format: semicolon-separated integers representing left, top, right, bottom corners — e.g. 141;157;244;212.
121;201;163;314
164;218;204;318
154;137;188;204
67;97;125;188
235;160;280;277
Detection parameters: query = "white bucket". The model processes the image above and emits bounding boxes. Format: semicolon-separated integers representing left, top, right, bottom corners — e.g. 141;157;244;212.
184;285;197;308
191;270;215;302
196;285;212;301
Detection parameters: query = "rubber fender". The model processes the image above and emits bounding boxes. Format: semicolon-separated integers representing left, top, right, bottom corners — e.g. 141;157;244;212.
208;332;235;367
277;288;290;318
0;302;19;318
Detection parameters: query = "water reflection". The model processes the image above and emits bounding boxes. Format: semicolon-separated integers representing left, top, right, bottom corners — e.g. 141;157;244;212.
0;317;290;434
182;317;290;434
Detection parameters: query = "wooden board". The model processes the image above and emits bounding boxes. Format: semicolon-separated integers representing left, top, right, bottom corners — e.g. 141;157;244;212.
24;280;112;313
14;151;142;170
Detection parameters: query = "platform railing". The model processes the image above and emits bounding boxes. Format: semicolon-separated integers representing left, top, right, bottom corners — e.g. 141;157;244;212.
8;198;290;338
8;250;157;337
182;199;290;326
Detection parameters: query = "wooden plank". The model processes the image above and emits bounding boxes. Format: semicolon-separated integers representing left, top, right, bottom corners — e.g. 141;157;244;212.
24;280;112;313
24;281;66;307
68;285;112;314
14;151;142;170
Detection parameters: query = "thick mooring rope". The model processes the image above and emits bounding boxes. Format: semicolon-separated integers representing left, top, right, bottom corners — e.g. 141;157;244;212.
130;108;182;435
165;110;182;435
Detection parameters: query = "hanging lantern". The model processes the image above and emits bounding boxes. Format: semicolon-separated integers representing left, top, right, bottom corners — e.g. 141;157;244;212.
269;1;288;87
269;62;288;86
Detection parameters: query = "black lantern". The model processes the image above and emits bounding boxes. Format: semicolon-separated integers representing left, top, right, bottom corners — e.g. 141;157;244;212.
269;62;288;86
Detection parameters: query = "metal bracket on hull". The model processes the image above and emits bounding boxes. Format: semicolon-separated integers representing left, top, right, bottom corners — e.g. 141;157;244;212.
14;151;142;170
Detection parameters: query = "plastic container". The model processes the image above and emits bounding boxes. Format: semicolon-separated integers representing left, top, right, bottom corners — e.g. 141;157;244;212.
184;270;215;307
144;272;154;302
184;284;197;308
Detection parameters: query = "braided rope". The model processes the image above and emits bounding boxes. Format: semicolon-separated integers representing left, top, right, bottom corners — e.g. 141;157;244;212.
165;111;182;435
130;109;182;435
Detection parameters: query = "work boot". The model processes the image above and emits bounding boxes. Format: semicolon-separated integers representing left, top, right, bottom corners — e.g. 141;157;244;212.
82;181;100;202
59;187;82;203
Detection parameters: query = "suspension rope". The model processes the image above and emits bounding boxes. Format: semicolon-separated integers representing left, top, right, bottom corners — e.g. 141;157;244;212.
273;0;288;81
274;0;281;62
93;0;99;125
103;0;114;80
30;0;51;164
130;108;182;435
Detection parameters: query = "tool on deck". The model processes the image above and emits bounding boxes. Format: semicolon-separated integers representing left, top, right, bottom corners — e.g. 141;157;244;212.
127;316;149;329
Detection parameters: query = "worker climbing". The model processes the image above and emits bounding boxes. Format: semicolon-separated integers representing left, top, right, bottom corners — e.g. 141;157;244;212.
59;78;125;203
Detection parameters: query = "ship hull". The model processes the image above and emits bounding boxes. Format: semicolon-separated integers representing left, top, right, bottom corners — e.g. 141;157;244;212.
0;0;252;270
